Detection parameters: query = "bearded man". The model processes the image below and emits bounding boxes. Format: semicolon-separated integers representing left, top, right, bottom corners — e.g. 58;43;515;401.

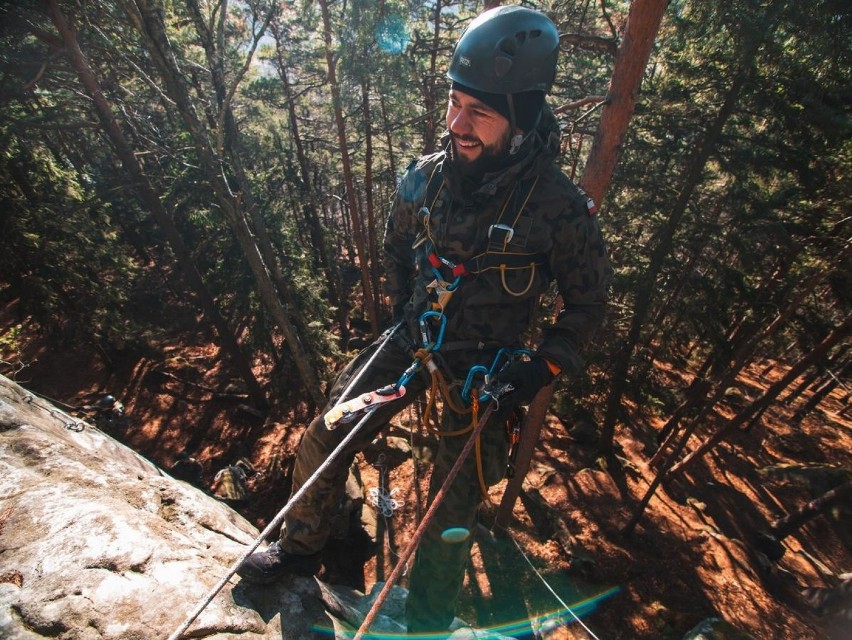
238;6;612;635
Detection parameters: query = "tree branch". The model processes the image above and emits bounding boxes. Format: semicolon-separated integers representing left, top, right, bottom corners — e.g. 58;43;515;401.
560;32;618;57
553;95;608;114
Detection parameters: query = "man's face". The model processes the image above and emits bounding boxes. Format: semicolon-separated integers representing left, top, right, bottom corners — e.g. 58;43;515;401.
446;88;513;176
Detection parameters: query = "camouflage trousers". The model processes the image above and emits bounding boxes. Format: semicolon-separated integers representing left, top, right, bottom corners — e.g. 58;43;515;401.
279;325;510;634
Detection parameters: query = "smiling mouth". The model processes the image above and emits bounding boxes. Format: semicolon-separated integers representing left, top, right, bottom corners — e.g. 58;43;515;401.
453;136;481;152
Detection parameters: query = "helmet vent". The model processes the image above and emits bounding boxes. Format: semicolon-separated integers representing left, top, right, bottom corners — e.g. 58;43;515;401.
494;56;513;77
530;29;542;38
499;36;517;56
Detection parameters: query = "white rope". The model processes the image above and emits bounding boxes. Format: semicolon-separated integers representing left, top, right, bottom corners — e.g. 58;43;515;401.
509;533;604;640
167;407;378;640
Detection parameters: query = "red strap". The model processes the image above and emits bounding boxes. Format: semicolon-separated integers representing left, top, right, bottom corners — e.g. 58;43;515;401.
428;252;442;268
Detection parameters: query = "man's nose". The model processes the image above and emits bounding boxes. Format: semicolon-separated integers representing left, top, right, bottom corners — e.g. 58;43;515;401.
449;108;472;135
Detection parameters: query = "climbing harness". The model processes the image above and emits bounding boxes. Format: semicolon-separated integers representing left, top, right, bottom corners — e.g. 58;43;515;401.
170;165;553;638
414;164;547;312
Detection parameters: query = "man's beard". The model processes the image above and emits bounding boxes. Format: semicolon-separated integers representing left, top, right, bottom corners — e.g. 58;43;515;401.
450;131;511;177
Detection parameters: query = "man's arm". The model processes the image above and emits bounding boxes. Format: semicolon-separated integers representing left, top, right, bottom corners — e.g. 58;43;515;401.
381;162;428;318
537;197;612;376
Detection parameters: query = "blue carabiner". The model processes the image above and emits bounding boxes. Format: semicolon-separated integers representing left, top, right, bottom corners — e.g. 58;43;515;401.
430;268;463;293
395;312;448;390
461;365;490;403
418;311;447;351
488;347;533;378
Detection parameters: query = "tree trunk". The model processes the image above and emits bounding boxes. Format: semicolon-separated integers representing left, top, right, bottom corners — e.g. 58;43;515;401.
496;0;667;524
271;18;349;342
579;0;668;206
379;91;399;187
185;0;323;372
318;0;380;338
421;0;443;154
652;262;833;465
362;79;382;319
597;26;762;458
794;356;852;419
771;479;852;541
121;0;325;404
668;313;852;477
45;0;267;409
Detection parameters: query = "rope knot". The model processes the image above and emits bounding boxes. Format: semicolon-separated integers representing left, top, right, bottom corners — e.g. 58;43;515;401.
413;348;433;363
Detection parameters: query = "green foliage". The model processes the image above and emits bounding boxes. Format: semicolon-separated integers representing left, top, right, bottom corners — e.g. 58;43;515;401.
1;0;848;410
597;0;851;416
0;130;140;346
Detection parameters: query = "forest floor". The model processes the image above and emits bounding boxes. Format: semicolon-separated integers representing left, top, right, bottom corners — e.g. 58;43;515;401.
1;297;850;640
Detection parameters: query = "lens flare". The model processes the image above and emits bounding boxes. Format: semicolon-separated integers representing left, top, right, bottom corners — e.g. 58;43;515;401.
440;527;471;544
311;585;621;638
376;14;409;55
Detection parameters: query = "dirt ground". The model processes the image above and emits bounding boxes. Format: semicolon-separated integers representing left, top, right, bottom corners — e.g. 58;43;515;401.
2;302;850;640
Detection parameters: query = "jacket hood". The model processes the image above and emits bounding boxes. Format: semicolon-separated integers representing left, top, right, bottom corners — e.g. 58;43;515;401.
440;103;561;201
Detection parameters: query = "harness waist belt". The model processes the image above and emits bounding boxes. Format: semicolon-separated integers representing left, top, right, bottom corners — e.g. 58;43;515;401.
440;340;503;352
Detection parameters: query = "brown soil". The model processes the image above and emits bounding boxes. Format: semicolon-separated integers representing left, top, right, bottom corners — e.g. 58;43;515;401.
2;303;850;640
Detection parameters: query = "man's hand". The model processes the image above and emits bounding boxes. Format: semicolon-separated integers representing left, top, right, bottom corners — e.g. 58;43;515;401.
494;356;557;409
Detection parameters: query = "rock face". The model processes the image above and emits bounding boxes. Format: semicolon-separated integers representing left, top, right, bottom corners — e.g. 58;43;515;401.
0;375;332;639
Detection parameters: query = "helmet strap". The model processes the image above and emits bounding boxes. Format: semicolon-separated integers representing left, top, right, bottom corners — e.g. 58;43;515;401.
506;94;523;155
506;93;542;156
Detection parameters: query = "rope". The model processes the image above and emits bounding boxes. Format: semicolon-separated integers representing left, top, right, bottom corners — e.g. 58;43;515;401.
166;406;379;640
22;393;87;432
500;262;538;297
338;322;402;406
368;460;405;518
368;486;404;518
353;401;499;640
417;369;492;501
509;533;604;640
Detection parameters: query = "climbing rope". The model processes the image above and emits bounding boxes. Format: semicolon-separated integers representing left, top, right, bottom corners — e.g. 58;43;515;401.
368;482;404;518
508;533;605;640
353;399;501;640
166;400;386;640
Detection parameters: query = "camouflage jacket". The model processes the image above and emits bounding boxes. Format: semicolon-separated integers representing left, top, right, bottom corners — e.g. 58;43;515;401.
383;107;611;376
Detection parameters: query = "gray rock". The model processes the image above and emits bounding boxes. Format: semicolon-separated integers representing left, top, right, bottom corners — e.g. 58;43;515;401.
682;616;757;640
0;375;295;639
0;374;511;640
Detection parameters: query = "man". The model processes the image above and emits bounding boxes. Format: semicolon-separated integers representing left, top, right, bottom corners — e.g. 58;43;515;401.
238;5;611;634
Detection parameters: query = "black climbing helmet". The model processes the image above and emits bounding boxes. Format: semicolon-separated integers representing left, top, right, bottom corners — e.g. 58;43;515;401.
447;6;559;96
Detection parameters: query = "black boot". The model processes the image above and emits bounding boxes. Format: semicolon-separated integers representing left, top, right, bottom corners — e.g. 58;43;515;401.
237;540;321;584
